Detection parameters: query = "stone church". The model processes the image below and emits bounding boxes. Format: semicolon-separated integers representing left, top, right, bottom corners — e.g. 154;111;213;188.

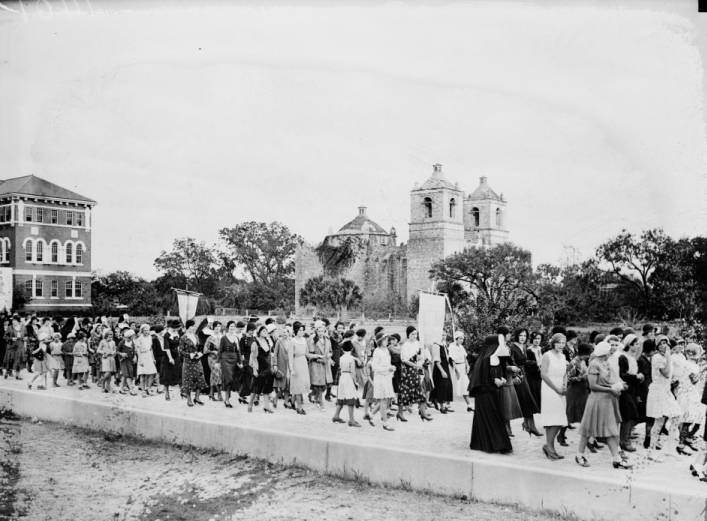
294;164;509;314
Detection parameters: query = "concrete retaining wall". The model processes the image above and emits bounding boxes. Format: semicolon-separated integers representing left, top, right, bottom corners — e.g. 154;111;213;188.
2;388;704;521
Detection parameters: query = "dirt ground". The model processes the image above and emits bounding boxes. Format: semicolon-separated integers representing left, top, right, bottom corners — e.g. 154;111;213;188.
0;412;570;521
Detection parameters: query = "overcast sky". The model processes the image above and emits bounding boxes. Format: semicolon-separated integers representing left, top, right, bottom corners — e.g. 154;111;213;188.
1;0;705;278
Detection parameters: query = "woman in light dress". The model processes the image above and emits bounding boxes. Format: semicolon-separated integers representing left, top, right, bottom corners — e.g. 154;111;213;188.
646;335;683;461
675;342;703;454
288;321;310;415
448;332;471;411
331;340;360;427
574;342;631;469
540;333;568;460
135;324;157;397
48;333;65;388
306;323;333;409
371;335;396;431
97;330;117;393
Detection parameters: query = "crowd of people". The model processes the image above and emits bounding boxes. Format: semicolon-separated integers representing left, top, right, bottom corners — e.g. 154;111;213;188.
469;324;707;478
1;312;705;480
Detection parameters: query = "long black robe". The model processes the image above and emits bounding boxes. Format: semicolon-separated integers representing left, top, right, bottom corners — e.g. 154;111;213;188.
469;345;512;454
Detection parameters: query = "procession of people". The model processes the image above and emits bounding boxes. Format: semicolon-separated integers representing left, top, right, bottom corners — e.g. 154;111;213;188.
2;312;705;480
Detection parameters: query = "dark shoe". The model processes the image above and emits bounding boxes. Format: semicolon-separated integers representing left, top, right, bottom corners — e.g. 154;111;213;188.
690;464;701;477
396;414;408;422
332;417;346;424
467;406;474;412
557;437;568;447
676;446;693;456
643;436;651;449
613;460;633;469
296;408;307;415
225;402;233;408
348;420;362;428
575;455;590;467
193;399;204;406
264;408;274;414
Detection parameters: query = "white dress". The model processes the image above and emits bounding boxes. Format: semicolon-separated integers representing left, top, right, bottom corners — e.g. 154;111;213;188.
646;353;682;418
288;337;310;395
539;350;568;427
371;347;395;399
676;358;704;423
337;352;359;401
135;335;157;376
448;342;469;397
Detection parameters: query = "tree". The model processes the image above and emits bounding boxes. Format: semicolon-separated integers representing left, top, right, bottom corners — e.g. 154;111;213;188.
299;275;362;315
91;271;163;316
219;222;302;286
595;229;670;314
430;243;536;350
153;238;222;295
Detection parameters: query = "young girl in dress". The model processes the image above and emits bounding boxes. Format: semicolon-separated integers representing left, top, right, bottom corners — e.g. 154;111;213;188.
71;331;91;390
136;324;157;397
97;330;117;393
48;333;64;387
361;337;378;426
646;335;683;462
332;340;360;427
117;329;137;395
371;335;396;431
27;333;50;390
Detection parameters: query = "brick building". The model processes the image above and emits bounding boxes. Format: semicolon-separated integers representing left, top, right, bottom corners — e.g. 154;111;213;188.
0;175;95;312
294;164;509;314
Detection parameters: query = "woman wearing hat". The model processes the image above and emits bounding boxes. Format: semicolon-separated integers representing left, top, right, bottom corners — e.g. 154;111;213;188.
430;332;454;414
676;343;703;454
646;335;683;461
469;334;512;454
574;342;631;469
248;325;276;413
160;320;182;401
398;327;433;422
179;319;207;407
219;321;242;408
203;321;224;402
306;322;333;410
136;324;157;398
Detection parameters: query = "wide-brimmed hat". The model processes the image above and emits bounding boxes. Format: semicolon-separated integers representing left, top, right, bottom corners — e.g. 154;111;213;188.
592;342;611;358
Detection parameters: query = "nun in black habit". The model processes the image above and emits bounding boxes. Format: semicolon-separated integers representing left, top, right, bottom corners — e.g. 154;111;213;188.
469;335;513;454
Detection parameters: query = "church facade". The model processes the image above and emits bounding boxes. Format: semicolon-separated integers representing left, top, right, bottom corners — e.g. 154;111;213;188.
294;164;509;314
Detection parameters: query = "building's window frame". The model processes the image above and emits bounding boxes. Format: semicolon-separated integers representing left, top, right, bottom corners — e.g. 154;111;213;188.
35;280;43;298
51;209;58;224
24;279;33;295
65;242;73;264
65;280;73;298
51;280;58;298
25;240;33;262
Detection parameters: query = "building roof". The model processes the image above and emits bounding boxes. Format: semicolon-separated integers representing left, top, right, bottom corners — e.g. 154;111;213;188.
415;163;460;191
467;176;503;201
0;175;95;204
337;206;389;235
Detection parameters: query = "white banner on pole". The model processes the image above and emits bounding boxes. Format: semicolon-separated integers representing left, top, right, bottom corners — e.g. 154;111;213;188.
0;267;12;312
176;290;200;324
417;292;446;347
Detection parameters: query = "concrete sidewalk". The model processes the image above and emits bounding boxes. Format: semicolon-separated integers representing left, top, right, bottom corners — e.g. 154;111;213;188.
1;378;705;521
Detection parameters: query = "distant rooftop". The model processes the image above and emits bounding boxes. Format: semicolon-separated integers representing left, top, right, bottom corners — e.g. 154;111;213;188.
337;206;389;235
0;175;95;204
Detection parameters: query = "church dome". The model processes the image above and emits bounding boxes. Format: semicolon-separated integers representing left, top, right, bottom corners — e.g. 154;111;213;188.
337;206;389;235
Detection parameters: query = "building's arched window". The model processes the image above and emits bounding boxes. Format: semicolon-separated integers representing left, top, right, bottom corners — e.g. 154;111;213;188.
36;241;43;262
75;244;84;264
449;198;456;218
496;208;502;227
25;240;33;262
51;242;59;263
65;242;73;264
423;197;433;218
471;207;480;227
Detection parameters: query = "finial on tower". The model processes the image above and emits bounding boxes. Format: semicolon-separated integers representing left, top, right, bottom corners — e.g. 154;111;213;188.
358;206;367;216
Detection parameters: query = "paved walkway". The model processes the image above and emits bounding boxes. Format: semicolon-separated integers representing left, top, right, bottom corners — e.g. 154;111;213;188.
2;375;704;499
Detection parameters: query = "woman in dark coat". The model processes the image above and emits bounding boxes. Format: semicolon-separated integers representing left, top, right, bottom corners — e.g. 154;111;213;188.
510;329;542;436
160;320;182;401
219;320;243;408
430;337;454;413
179;319;206;407
525;332;544;410
469;335;512;454
238;322;256;404
618;334;643;452
637;339;655;449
